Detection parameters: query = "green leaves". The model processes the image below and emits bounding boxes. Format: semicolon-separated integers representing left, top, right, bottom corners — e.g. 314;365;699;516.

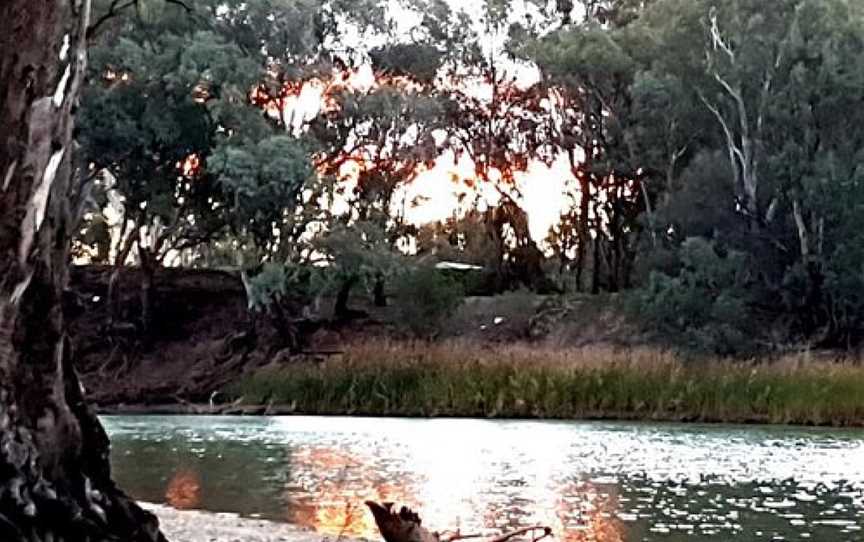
369;43;444;84
634;238;755;355
80;0;326;264
210;135;313;244
393;266;464;337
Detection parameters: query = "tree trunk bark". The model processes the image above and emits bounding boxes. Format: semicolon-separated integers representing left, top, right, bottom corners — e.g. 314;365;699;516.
590;202;603;295
0;2;166;540
569;149;591;293
334;275;358;320
107;232;137;325
373;273;387;308
138;246;155;338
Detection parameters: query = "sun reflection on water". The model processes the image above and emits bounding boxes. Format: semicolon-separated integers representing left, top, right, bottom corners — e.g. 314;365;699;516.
105;416;864;541
165;468;202;510
283;446;417;538
276;421;630;542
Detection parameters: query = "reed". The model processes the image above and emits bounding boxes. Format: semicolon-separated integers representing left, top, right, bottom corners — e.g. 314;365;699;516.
227;340;864;426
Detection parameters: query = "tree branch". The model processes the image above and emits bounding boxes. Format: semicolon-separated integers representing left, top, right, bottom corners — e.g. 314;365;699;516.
87;0;193;40
489;526;553;542
697;90;744;169
707;7;735;63
87;0;136;40
165;0;192;13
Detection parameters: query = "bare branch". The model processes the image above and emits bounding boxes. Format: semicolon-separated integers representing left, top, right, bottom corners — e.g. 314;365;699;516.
87;0;136;40
707;7;735;63
440;532;485;542
697;90;744;165
792;198;810;259
165;0;192;13
488;527;552;542
697;90;747;200
366;502;552;542
88;0;193;40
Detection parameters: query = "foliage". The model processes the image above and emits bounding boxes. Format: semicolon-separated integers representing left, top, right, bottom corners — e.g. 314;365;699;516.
631;0;864;349
631;238;755;355
244;261;331;321
245;263;292;313
392;267;464;337
74;0;864;352
209;135;313;249
80;1;317;268
314;221;405;290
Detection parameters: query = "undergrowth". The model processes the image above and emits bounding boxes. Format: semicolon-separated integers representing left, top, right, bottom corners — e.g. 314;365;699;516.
227;341;864;426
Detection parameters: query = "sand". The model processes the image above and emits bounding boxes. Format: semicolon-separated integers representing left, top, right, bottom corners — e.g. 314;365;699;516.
142;503;368;542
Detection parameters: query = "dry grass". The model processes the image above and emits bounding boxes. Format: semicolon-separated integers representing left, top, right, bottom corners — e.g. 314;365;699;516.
228;340;864;426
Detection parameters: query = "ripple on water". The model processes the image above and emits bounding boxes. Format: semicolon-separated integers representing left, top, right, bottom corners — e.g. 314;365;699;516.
103;416;864;541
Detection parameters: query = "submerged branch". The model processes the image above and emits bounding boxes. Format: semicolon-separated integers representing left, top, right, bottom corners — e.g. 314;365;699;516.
365;501;552;542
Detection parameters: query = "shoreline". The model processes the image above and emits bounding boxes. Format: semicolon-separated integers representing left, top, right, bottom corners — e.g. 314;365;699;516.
97;402;864;429
142;502;368;542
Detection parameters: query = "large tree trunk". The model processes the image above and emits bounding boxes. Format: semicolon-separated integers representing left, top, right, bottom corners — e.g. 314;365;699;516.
573;164;590;293
0;2;166;540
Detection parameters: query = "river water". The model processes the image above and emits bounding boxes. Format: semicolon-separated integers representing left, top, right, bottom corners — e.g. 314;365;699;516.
103;415;864;541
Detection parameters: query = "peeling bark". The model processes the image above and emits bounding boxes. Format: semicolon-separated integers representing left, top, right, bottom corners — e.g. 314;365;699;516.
0;1;166;540
792;199;810;259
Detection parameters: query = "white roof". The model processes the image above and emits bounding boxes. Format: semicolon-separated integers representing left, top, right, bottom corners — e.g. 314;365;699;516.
435;261;483;271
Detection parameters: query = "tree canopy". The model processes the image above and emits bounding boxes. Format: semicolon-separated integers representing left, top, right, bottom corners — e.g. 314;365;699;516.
73;0;864;352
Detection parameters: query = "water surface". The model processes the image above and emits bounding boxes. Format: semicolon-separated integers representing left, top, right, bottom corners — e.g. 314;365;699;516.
104;416;864;541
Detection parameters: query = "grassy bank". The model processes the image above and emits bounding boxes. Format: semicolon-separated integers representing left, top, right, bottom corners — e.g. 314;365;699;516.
227;341;864;426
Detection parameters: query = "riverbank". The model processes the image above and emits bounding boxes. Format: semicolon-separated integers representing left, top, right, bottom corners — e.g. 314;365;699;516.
222;341;864;427
72;266;864;428
143;503;368;542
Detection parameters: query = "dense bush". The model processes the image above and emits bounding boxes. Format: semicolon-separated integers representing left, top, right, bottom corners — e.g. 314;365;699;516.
631;237;756;355
393;267;464;337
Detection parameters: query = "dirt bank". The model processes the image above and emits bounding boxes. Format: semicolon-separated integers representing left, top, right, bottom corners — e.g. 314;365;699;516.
66;265;643;409
70;265;259;406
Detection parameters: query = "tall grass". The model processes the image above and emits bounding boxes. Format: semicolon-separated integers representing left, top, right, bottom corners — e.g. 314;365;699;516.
227;340;864;426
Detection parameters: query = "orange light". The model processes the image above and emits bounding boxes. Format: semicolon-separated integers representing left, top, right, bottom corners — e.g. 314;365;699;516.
165;469;202;510
177;153;201;178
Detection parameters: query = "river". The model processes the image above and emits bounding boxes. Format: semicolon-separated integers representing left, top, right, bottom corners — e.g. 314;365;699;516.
103;415;864;541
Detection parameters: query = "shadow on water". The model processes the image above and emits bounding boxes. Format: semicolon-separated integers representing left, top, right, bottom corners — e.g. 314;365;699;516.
104;416;864;541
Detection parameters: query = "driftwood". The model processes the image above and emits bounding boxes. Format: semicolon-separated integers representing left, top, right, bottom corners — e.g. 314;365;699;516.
365;502;553;542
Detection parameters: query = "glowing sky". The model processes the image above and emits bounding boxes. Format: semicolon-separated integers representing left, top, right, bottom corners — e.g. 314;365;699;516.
281;0;580;246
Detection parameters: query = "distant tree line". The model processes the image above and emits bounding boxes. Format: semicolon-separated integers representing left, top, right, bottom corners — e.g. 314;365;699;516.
76;0;864;353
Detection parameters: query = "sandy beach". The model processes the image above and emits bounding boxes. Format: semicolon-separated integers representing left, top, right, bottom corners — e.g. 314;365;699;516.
143;503;368;542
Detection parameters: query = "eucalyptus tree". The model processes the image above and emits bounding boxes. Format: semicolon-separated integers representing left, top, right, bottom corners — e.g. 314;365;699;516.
766;0;864;343
401;0;554;288
79;0;343;329
527;13;654;292
632;0;864;349
0;1;165;540
309;79;447;307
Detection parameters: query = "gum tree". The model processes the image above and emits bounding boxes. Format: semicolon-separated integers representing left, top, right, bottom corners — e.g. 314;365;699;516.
0;1;165;540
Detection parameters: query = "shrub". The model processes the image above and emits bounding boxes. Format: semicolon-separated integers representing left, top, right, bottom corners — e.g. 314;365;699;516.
630;237;756;355
244;262;329;318
393;267;464;337
245;263;291;312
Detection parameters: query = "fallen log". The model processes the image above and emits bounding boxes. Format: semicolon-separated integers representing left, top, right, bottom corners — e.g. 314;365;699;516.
365;501;553;542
